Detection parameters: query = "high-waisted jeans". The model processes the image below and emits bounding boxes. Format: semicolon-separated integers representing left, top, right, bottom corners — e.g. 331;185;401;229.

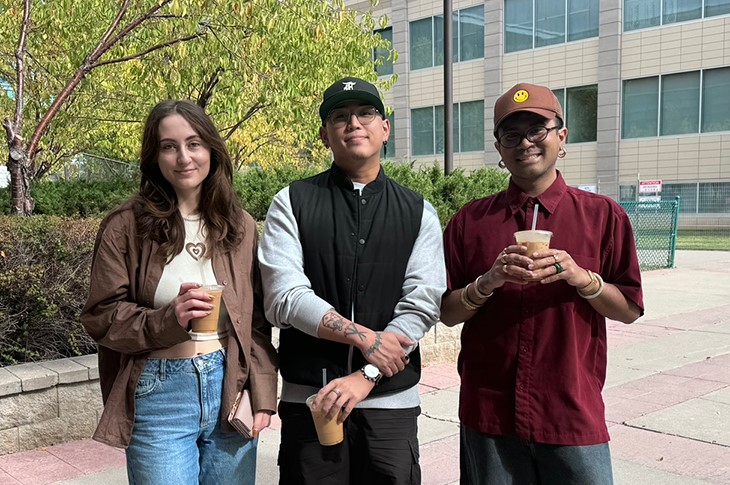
126;350;257;485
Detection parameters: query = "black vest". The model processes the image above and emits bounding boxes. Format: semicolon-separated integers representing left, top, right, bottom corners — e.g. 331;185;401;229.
280;164;424;395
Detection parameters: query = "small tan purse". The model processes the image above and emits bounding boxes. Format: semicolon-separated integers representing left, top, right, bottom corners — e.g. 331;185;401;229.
228;390;254;439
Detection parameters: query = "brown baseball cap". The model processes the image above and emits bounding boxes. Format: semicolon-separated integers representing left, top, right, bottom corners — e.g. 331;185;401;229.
493;83;563;135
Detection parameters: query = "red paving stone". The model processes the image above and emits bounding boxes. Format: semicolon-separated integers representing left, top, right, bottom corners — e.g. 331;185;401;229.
0;469;22;484
0;449;79;485
421;434;460;485
44;440;125;475
664;353;730;384
419;364;460;391
611;424;730;484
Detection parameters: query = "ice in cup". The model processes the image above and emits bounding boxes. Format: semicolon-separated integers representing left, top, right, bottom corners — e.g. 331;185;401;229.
514;230;553;257
190;284;225;333
306;394;344;446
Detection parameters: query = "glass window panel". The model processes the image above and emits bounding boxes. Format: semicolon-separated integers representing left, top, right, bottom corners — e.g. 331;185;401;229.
705;0;730;17
662;183;697;213
702;67;730;133
381;112;395;159
566;85;598;143
452;104;461;152
624;0;660;31
660;71;700;136
435;105;445;154
536;0;566;47
662;0;701;24
434;16;445;66
412;107;434;155
622;77;659;138
698;182;730;213
552;89;565;112
410;18;433;70
459;6;484;61
568;0;599;41
619;185;637;200
459;101;485;152
374;28;393;76
505;0;533;53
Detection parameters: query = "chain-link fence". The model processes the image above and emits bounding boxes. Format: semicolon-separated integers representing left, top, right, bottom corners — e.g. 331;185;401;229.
619;197;680;270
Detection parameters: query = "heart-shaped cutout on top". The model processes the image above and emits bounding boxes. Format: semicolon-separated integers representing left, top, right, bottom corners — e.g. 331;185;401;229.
185;242;206;261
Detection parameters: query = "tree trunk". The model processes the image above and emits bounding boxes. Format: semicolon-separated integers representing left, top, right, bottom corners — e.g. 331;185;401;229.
6;140;33;216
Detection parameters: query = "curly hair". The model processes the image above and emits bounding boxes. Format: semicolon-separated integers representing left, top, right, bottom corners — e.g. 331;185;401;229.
133;99;244;259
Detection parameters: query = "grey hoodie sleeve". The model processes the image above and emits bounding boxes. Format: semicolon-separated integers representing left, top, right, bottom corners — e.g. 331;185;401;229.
257;187;333;337
384;200;447;352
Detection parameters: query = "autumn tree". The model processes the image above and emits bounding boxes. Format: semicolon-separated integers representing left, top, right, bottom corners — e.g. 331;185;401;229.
0;0;394;215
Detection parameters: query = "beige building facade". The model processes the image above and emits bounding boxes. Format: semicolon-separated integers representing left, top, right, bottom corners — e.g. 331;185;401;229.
347;0;730;228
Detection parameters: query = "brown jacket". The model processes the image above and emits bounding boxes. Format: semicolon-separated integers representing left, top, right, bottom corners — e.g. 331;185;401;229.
81;202;278;448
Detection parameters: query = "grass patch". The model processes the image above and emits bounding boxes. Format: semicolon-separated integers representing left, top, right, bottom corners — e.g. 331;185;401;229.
676;229;730;250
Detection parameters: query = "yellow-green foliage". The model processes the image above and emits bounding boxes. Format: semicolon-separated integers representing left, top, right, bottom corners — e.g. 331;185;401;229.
0;216;100;366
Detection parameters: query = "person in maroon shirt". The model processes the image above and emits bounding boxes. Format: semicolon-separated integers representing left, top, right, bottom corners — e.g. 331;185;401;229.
441;83;644;485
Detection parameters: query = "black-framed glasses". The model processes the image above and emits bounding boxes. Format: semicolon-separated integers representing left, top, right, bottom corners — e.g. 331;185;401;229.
498;125;560;148
326;106;381;127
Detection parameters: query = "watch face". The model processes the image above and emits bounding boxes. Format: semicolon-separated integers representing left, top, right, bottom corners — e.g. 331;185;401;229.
364;365;380;378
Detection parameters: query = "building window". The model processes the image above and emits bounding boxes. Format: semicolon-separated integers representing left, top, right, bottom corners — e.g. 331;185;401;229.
702;67;730;133
551;85;598;143
505;0;598;53
660;72;700;136
411;100;484;156
373;28;393;76
624;0;730;31
623;68;730;138
409;6;484;70
458;6;485;62
411;101;484;155
622;77;659;139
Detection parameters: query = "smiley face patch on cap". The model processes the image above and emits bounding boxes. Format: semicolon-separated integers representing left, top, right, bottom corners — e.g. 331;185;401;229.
513;90;529;103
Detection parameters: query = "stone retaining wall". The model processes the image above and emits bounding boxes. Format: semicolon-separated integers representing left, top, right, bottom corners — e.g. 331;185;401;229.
0;323;462;455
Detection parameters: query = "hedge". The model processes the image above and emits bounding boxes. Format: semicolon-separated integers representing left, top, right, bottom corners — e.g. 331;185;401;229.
0;163;508;365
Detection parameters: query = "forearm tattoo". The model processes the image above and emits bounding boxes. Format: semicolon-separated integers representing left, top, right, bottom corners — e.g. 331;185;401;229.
321;311;346;332
344;323;367;341
365;332;382;357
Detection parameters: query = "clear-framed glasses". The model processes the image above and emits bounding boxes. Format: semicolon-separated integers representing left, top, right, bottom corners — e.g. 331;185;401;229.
498;125;560;148
326;105;381;127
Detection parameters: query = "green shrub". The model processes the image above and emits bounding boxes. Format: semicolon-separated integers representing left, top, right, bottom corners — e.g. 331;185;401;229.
0;216;100;366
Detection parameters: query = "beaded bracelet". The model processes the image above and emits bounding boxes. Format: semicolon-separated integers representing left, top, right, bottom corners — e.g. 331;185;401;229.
460;284;481;311
472;275;494;300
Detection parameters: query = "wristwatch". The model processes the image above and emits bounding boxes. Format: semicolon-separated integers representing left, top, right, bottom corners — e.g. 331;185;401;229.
360;364;382;385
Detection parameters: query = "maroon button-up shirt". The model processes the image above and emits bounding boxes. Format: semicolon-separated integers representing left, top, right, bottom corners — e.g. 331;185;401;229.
444;172;643;445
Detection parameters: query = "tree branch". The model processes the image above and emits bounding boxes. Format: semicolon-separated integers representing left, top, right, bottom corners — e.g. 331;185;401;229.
11;0;31;136
93;32;205;69
88;0;131;60
222;103;265;141
197;68;223;109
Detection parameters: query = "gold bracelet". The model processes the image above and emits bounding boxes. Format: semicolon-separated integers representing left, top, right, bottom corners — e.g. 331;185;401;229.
472;275;494;300
460;284;481;311
579;272;605;299
577;270;599;296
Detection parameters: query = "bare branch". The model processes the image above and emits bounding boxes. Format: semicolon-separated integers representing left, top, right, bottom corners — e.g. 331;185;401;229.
93;32;205;69
12;0;32;135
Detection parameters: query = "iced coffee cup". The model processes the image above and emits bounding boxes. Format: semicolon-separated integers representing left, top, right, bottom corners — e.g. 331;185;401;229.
190;284;225;333
306;394;344;446
514;230;553;257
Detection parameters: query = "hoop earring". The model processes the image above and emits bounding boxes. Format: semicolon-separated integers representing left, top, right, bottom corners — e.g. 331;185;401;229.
498;160;506;169
558;147;567;159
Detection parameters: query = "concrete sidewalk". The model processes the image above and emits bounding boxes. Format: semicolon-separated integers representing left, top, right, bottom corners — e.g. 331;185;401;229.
1;250;728;485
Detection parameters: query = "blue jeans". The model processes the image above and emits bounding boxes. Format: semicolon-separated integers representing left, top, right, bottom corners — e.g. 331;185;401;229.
126;350;257;485
460;425;613;485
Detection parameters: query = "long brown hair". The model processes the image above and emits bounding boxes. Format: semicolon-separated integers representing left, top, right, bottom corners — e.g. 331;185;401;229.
133;99;244;259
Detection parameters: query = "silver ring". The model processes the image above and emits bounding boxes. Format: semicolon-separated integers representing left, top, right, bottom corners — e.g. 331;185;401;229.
330;388;341;398
502;264;508;273
501;253;508;265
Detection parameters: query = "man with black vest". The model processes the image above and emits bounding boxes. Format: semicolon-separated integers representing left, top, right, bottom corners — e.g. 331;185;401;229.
258;77;446;485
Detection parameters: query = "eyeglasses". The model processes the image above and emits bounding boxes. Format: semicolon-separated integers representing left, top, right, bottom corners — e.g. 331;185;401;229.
497;125;560;148
326;106;382;127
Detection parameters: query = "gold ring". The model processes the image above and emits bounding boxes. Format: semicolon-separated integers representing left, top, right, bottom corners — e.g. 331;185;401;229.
330;388;341;398
553;254;559;263
502;264;508;273
501;254;508;264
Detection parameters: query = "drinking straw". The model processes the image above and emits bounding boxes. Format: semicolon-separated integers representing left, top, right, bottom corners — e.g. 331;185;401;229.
531;203;540;230
322;368;327;387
